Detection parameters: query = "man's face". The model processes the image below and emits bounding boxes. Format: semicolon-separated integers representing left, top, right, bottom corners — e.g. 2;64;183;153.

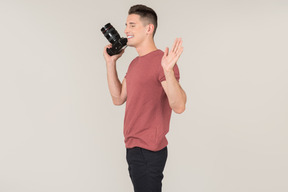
124;14;148;48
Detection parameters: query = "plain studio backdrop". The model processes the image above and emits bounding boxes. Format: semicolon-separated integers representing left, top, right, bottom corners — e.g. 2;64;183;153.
0;0;287;191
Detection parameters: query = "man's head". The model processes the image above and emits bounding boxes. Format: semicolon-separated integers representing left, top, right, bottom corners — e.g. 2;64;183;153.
128;5;158;37
125;5;158;48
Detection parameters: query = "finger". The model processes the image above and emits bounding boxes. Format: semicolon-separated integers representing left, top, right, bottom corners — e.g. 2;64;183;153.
164;47;169;57
104;45;111;53
173;38;182;53
105;44;112;49
174;47;184;62
174;38;182;54
177;46;184;57
171;38;178;53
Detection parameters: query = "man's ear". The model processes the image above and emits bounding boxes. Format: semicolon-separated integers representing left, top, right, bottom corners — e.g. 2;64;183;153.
146;24;155;35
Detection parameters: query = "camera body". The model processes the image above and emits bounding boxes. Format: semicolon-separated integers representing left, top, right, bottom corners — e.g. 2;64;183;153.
101;23;127;56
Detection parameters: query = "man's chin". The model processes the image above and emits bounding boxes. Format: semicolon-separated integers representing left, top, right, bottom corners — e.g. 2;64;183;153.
127;42;135;47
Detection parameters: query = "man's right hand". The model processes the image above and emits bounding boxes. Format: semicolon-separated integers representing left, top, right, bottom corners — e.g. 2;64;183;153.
103;44;125;64
103;44;127;106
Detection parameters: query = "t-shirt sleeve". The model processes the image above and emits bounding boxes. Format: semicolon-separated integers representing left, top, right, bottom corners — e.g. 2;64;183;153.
158;64;180;82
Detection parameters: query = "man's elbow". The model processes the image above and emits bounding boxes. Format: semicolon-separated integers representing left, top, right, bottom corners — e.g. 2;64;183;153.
112;98;126;106
113;102;121;106
172;104;186;114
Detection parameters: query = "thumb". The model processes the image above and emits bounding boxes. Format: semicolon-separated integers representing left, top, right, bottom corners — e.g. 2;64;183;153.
164;47;169;57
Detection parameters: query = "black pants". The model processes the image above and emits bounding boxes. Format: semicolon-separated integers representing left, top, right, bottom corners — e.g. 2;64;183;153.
126;147;168;192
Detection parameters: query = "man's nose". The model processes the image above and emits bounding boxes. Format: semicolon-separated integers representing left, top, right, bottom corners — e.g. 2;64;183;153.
124;26;129;34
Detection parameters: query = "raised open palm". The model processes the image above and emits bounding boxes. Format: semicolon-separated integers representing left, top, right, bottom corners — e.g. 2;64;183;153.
161;38;184;72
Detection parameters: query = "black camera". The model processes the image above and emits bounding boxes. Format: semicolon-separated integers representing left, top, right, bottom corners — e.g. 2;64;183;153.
101;23;127;56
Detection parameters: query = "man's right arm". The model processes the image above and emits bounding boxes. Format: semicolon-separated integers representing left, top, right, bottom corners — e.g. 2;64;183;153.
104;45;127;106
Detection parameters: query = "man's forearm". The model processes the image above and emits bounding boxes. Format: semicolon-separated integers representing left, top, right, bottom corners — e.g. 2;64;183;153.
163;69;186;113
106;62;123;104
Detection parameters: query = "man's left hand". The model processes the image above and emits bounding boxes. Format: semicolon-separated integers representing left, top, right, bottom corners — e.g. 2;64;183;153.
161;38;184;72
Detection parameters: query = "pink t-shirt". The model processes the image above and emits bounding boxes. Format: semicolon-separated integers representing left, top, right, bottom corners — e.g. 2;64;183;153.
124;49;180;151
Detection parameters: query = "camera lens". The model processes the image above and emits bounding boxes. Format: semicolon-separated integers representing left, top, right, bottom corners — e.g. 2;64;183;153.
101;23;121;44
101;23;127;56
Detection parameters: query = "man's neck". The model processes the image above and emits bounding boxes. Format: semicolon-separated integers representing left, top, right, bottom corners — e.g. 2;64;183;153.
135;39;158;56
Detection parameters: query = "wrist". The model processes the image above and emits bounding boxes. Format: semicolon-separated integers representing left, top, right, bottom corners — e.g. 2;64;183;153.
163;67;174;75
106;60;116;66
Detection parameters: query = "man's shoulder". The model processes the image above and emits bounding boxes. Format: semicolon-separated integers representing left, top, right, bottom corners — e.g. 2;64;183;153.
129;49;164;66
144;49;164;61
152;49;164;56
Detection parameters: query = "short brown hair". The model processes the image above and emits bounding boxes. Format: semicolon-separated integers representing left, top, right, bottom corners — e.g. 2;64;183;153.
128;4;158;36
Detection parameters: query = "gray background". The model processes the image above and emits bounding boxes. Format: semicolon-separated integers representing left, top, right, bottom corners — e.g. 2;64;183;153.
0;0;287;191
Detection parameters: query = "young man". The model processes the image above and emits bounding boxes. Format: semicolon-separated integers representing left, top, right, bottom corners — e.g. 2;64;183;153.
103;4;186;192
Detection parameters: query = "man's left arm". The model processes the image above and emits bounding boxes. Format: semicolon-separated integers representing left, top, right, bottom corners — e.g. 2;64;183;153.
161;38;187;114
